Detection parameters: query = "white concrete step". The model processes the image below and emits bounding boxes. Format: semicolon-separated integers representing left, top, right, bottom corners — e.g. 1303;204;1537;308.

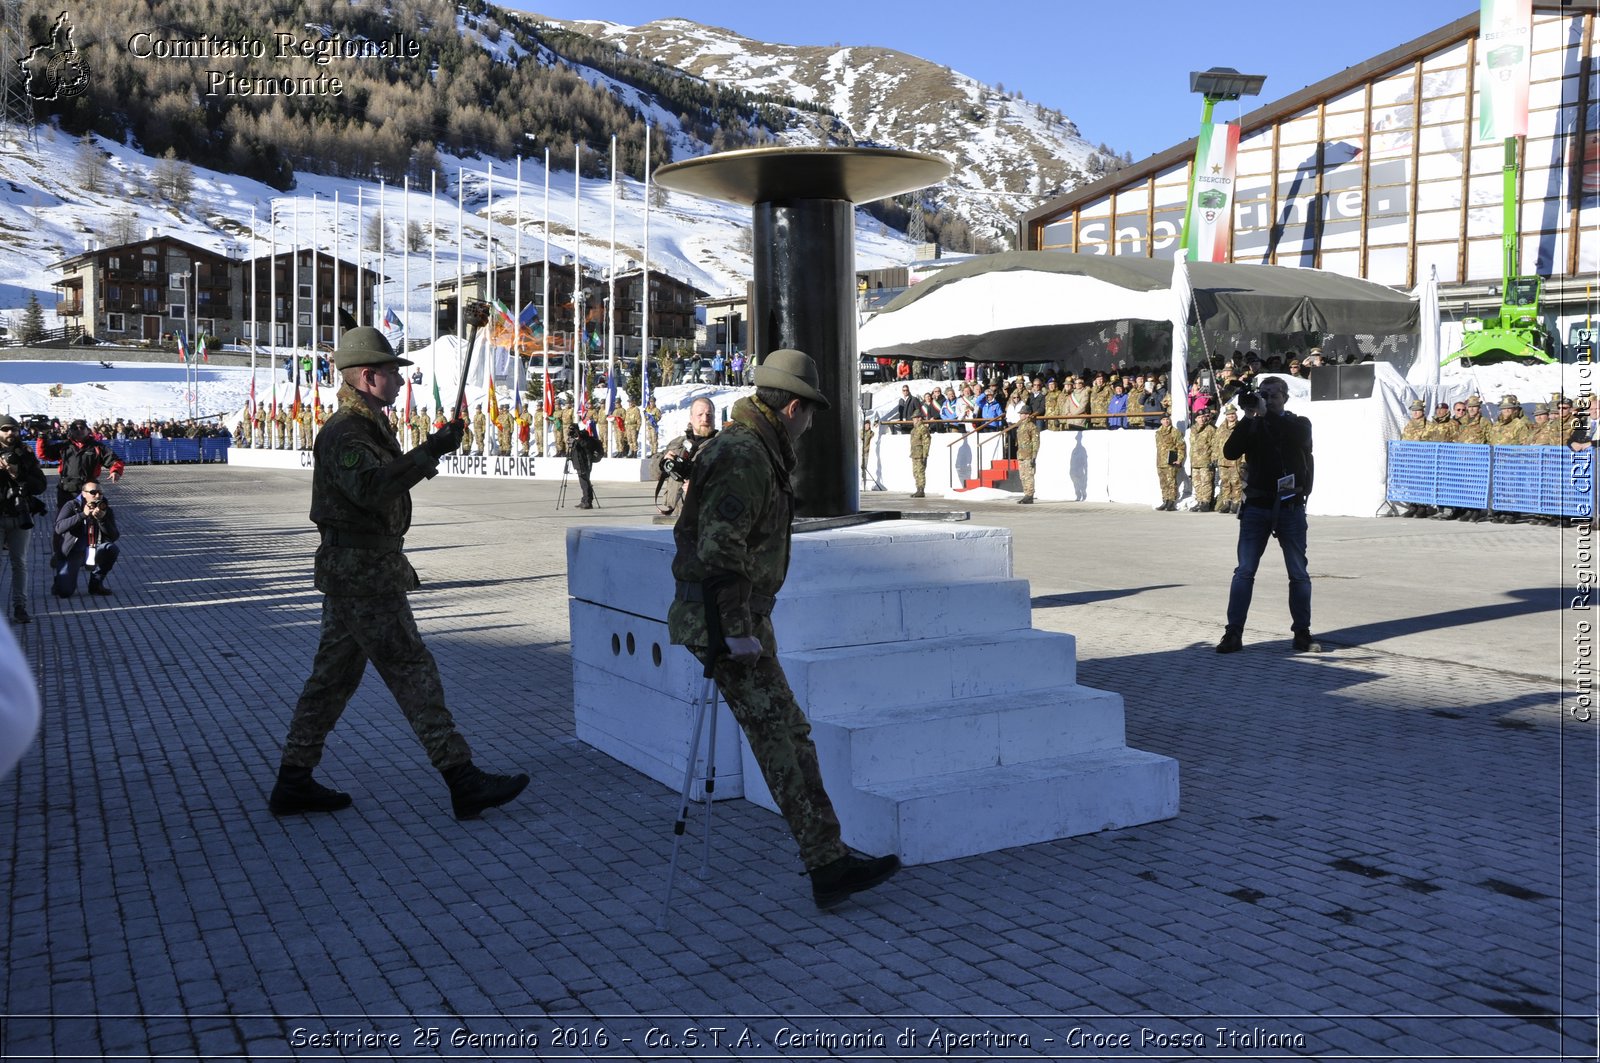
784;629;1077;710
744;745;1180;865
808;686;1126;785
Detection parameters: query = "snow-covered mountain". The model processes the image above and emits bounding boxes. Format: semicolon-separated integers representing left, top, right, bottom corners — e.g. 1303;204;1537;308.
0;124;918;334
534;15;1106;244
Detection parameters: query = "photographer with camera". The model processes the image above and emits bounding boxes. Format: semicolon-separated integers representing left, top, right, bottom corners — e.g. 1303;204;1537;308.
52;479;119;598
0;415;47;623
41;419;124;515
1216;376;1321;654
653;397;717;521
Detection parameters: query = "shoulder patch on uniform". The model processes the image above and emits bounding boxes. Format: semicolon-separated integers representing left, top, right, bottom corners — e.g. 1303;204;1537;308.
715;493;746;521
340;448;362;469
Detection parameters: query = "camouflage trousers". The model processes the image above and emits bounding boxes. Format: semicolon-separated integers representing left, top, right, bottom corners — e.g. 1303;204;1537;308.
1219;464;1243;505
1019;455;1036;497
911;448;929;492
1192;464;1216;506
1158;465;1179;502
282;593;472;772
704;650;849;872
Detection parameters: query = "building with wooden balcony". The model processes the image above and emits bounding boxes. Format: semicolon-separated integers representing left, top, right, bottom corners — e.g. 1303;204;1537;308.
52;235;241;345
244;250;384;349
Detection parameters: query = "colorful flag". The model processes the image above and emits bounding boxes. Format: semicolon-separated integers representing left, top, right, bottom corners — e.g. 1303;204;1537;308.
490;298;516;329
605;368;617;415
291;382;302;420
313;385;322;417
248;374;257;419
432;372;444;421
383;306;404;335
404;380;414;422
487;373;499;426
175;330;189;364
1478;0;1532;141
198;334;209;364
519;302;539;328
542;367;555;418
1184;120;1240;263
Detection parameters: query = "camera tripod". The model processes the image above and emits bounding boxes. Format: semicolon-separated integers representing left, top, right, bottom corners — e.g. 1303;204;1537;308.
555;459;600;511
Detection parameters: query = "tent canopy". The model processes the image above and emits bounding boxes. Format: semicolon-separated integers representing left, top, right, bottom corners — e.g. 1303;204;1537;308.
859;251;1420;365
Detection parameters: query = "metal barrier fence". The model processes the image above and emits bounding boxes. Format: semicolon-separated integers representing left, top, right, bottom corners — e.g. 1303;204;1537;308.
106;438;231;465
1386;441;1594;518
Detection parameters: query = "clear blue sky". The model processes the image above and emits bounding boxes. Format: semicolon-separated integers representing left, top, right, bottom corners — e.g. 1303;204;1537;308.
509;1;1474;161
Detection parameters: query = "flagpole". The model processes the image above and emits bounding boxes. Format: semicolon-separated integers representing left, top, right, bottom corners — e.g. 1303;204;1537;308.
378;177;387;327
607;134;618;454
355;186;364;326
641;122;651;455
403;174;411;360
430;170;438;423
574;142;582;429
291;198;300;355
332;191;340;344
249;205;257;403
269;200;277;357
311;193;321;362
514;154;524;411
456;166;465;388
542;147;551;456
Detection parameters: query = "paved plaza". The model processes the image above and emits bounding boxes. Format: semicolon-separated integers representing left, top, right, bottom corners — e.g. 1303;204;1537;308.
0;464;1594;1061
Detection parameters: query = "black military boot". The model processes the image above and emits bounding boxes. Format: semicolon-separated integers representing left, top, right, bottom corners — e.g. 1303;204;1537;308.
443;762;529;820
811;852;901;910
269;765;353;815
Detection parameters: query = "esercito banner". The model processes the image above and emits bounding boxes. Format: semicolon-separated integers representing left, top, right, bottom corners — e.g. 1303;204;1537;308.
1186;121;1240;263
1478;0;1531;141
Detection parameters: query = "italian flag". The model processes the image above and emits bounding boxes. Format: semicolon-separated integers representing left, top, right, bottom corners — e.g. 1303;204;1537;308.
1185;121;1239;263
1477;0;1531;141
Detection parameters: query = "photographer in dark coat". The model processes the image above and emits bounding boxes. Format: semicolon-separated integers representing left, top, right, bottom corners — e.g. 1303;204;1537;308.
1216;376;1320;654
0;415;47;623
566;421;604;510
52;479;119;598
268;327;529;822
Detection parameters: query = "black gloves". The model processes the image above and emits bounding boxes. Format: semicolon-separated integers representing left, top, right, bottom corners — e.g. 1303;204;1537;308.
424;419;465;459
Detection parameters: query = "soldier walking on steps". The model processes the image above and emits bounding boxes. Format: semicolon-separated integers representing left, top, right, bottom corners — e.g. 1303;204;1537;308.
268;327;529;822
668;349;901;911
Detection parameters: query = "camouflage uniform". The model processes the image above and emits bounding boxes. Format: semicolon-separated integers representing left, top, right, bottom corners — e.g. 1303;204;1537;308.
1215;412;1242;511
1015;409;1039;502
1455;399;1490;445
667;396;849;873
299;410;313;450
1154;417;1186;509
1044;383;1067;431
641;403;660;457
623;403;642;457
497;410;512;455
1189;415;1218;510
1087;379;1113;429
234;420;248;448
1422;409;1456;443
1399;401;1429;442
472;407;487;456
909;413;931;497
550;407;567;457
280;382;472;775
860;419;873;481
1486;396;1532;446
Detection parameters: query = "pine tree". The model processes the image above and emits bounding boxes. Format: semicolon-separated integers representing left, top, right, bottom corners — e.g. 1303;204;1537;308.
18;293;45;343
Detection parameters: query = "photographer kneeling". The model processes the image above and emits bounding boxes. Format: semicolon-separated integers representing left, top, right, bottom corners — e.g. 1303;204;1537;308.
653;396;717;522
1216;377;1322;654
53;480;119;598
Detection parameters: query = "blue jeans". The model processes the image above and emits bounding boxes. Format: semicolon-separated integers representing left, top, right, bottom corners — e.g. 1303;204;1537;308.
1225;501;1311;635
53;541;118;597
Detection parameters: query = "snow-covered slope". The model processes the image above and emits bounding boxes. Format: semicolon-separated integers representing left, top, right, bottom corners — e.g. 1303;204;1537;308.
534;16;1103;244
0;124;919;334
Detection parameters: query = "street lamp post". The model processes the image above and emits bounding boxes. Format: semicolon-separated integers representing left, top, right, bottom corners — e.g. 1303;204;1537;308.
1180;66;1266;261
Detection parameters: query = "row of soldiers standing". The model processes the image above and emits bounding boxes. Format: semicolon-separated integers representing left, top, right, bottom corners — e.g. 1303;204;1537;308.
1154;405;1244;512
234;406;324;450
1397;391;1577;524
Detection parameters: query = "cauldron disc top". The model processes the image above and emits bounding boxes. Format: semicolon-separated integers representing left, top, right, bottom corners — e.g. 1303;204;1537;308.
655;146;951;206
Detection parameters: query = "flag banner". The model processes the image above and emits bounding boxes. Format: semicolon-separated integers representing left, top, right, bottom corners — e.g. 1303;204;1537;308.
490;298;516;329
1478;0;1531;141
543;368;555;417
404;380;414;422
488;373;499;426
1185;121;1239;263
198;335;209;363
248;374;257;419
606;368;617;415
291;383;302;421
176;330;189;364
313;385;323;416
518;302;539;327
1170;256;1195;435
383;307;405;338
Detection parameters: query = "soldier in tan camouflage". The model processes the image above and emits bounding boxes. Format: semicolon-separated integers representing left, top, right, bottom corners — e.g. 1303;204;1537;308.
1015;406;1039;503
860;416;874;487
1215;406;1242;512
471;405;487;456
623;399;642;458
641;400;660;458
1043;379;1066;430
268;327;528;822
1188;408;1218;512
909;403;931;498
497;408;512;455
1087;372;1113;429
1154;407;1185;510
667;349;901;911
1397;400;1432;517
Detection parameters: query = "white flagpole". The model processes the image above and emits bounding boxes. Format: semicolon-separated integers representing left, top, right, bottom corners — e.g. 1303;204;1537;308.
355;186;364;326
269;201;277;354
456;166;465;365
543;147;551;455
403;175;411;356
290;199;300;355
378;177;387;325
430;170;438;417
574;142;582;424
310;192;320;356
515;154;524;405
642;122;651;451
607;134;618;453
249;205;258;372
332;191;341;338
